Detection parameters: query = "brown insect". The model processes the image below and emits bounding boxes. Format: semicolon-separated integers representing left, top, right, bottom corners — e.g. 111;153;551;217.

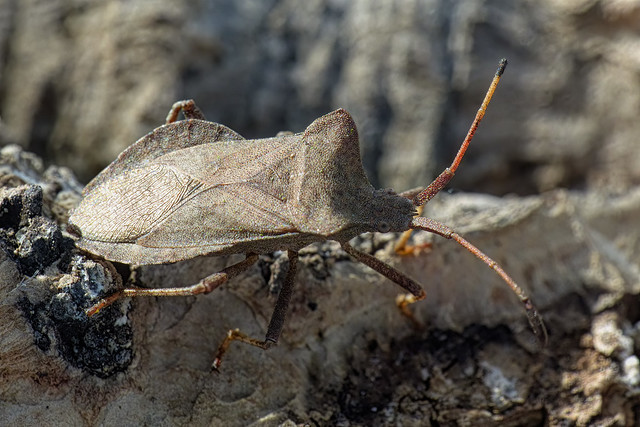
69;59;547;369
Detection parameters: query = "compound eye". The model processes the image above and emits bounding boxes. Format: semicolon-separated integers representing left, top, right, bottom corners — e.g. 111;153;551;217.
377;221;391;233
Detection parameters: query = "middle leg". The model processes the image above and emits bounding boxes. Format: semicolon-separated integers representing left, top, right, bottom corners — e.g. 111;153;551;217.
212;250;299;370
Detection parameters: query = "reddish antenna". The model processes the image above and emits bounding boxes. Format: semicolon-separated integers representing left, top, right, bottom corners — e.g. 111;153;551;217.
408;59;547;345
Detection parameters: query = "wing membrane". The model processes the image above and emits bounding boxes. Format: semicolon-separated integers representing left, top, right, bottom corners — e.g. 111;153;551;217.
70;123;306;264
84;120;244;194
137;182;296;249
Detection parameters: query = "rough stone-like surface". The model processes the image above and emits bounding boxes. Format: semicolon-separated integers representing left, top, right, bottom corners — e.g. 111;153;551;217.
1;1;640;425
1;0;639;194
1;143;639;425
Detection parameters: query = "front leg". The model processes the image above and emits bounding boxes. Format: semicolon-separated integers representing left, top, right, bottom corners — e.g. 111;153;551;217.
341;242;426;328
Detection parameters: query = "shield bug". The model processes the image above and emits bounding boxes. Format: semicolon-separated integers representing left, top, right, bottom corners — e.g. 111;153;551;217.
69;59;547;369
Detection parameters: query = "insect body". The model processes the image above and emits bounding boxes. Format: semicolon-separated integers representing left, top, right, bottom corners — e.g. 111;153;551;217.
69;59;546;369
70;109;414;264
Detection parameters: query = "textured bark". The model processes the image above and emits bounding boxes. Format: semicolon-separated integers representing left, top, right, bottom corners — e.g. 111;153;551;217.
1;1;640;425
1;144;639;425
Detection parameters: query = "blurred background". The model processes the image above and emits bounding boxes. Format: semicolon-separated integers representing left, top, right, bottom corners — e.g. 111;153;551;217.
1;0;639;195
2;2;640;424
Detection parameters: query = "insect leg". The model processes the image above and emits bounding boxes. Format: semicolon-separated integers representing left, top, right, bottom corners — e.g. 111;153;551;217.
341;242;425;328
265;250;298;343
411;216;548;346
85;254;259;316
212;250;298;370
165;99;206;123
